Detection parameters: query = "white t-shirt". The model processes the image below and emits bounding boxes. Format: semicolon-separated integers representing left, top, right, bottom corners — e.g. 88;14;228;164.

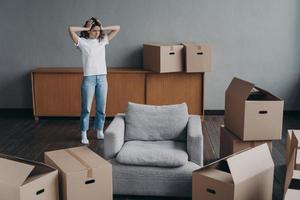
75;35;109;76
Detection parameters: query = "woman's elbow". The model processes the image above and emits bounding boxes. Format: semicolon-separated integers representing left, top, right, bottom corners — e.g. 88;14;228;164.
115;26;120;34
68;26;74;33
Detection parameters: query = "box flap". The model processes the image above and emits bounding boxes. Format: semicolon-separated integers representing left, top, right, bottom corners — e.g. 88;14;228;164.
227;144;274;184
193;147;251;174
288;133;299;165
289;130;300;148
250;86;282;101
0;157;34;186
193;155;232;173
226;77;255;101
196;167;234;184
287;130;300;163
284;133;299;194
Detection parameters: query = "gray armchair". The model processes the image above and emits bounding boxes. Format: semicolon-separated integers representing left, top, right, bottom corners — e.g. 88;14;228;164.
104;103;204;197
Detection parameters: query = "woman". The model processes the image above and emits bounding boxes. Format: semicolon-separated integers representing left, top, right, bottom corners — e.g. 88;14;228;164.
68;17;120;144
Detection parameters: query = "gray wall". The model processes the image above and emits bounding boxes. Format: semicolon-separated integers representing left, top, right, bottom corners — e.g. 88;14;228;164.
0;0;299;110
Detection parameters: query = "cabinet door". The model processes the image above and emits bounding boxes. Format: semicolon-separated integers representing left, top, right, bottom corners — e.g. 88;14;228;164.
106;73;146;116
146;73;204;115
33;73;96;116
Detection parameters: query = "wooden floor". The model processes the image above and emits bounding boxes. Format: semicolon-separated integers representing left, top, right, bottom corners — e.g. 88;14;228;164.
0;114;299;200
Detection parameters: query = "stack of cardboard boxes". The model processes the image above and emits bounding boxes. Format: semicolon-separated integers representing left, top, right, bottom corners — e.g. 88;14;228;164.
284;130;300;199
193;77;284;200
220;77;284;157
143;42;212;73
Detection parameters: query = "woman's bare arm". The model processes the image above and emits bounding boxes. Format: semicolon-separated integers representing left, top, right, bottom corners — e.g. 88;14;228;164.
68;23;91;44
102;25;120;42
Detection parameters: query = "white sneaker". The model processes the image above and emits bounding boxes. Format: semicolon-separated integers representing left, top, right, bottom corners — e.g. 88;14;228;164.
96;130;104;140
81;131;89;144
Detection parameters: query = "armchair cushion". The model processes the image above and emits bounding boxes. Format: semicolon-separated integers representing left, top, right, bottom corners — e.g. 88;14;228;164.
116;140;188;167
125;102;189;141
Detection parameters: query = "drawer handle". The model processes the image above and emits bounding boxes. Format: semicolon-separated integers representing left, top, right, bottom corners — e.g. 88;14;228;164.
85;179;95;185
197;52;204;55
169;52;175;55
36;189;45;195
206;188;216;194
259;111;268;114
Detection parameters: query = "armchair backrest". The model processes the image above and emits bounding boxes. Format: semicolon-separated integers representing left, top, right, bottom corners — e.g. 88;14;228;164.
124;102;189;142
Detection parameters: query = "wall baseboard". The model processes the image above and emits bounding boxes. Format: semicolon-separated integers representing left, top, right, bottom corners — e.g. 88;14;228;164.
0;109;299;118
0;108;33;118
283;110;300;116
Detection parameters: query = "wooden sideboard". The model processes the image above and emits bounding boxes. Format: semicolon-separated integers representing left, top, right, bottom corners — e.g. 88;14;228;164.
31;67;204;120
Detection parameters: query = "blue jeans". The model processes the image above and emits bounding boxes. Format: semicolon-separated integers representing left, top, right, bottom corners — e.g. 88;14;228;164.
80;75;108;132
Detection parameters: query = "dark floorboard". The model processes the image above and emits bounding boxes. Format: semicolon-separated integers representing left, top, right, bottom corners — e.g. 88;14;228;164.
0;114;299;200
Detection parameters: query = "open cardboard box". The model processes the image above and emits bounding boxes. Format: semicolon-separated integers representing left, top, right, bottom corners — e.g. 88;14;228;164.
193;144;274;200
143;43;184;73
284;132;300;199
182;42;212;72
224;77;284;141
0;154;58;200
286;130;300;170
220;125;272;158
44;146;112;200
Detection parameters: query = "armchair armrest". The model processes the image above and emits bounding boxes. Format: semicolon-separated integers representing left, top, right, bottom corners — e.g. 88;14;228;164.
187;115;204;166
104;113;125;159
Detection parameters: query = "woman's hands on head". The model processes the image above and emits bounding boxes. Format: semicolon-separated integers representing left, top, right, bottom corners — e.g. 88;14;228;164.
85;17;103;30
85;19;94;30
96;19;103;27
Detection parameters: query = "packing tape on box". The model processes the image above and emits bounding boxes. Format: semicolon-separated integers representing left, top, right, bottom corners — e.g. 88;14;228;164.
65;149;93;178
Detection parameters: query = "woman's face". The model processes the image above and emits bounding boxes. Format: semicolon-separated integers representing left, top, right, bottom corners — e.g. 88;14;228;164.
88;26;101;39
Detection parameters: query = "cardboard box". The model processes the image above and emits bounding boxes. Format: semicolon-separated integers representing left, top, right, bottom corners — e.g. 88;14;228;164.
284;132;300;199
224;77;284;141
44;146;112;200
220;125;272;158
286;130;300;170
0;153;58;200
182;42;212;72
193;144;274;200
143;43;184;73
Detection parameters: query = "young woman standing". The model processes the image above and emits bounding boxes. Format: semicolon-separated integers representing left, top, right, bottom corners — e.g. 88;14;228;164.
68;17;120;144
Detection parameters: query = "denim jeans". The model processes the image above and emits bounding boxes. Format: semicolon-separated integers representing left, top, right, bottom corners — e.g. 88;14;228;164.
80;75;108;132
